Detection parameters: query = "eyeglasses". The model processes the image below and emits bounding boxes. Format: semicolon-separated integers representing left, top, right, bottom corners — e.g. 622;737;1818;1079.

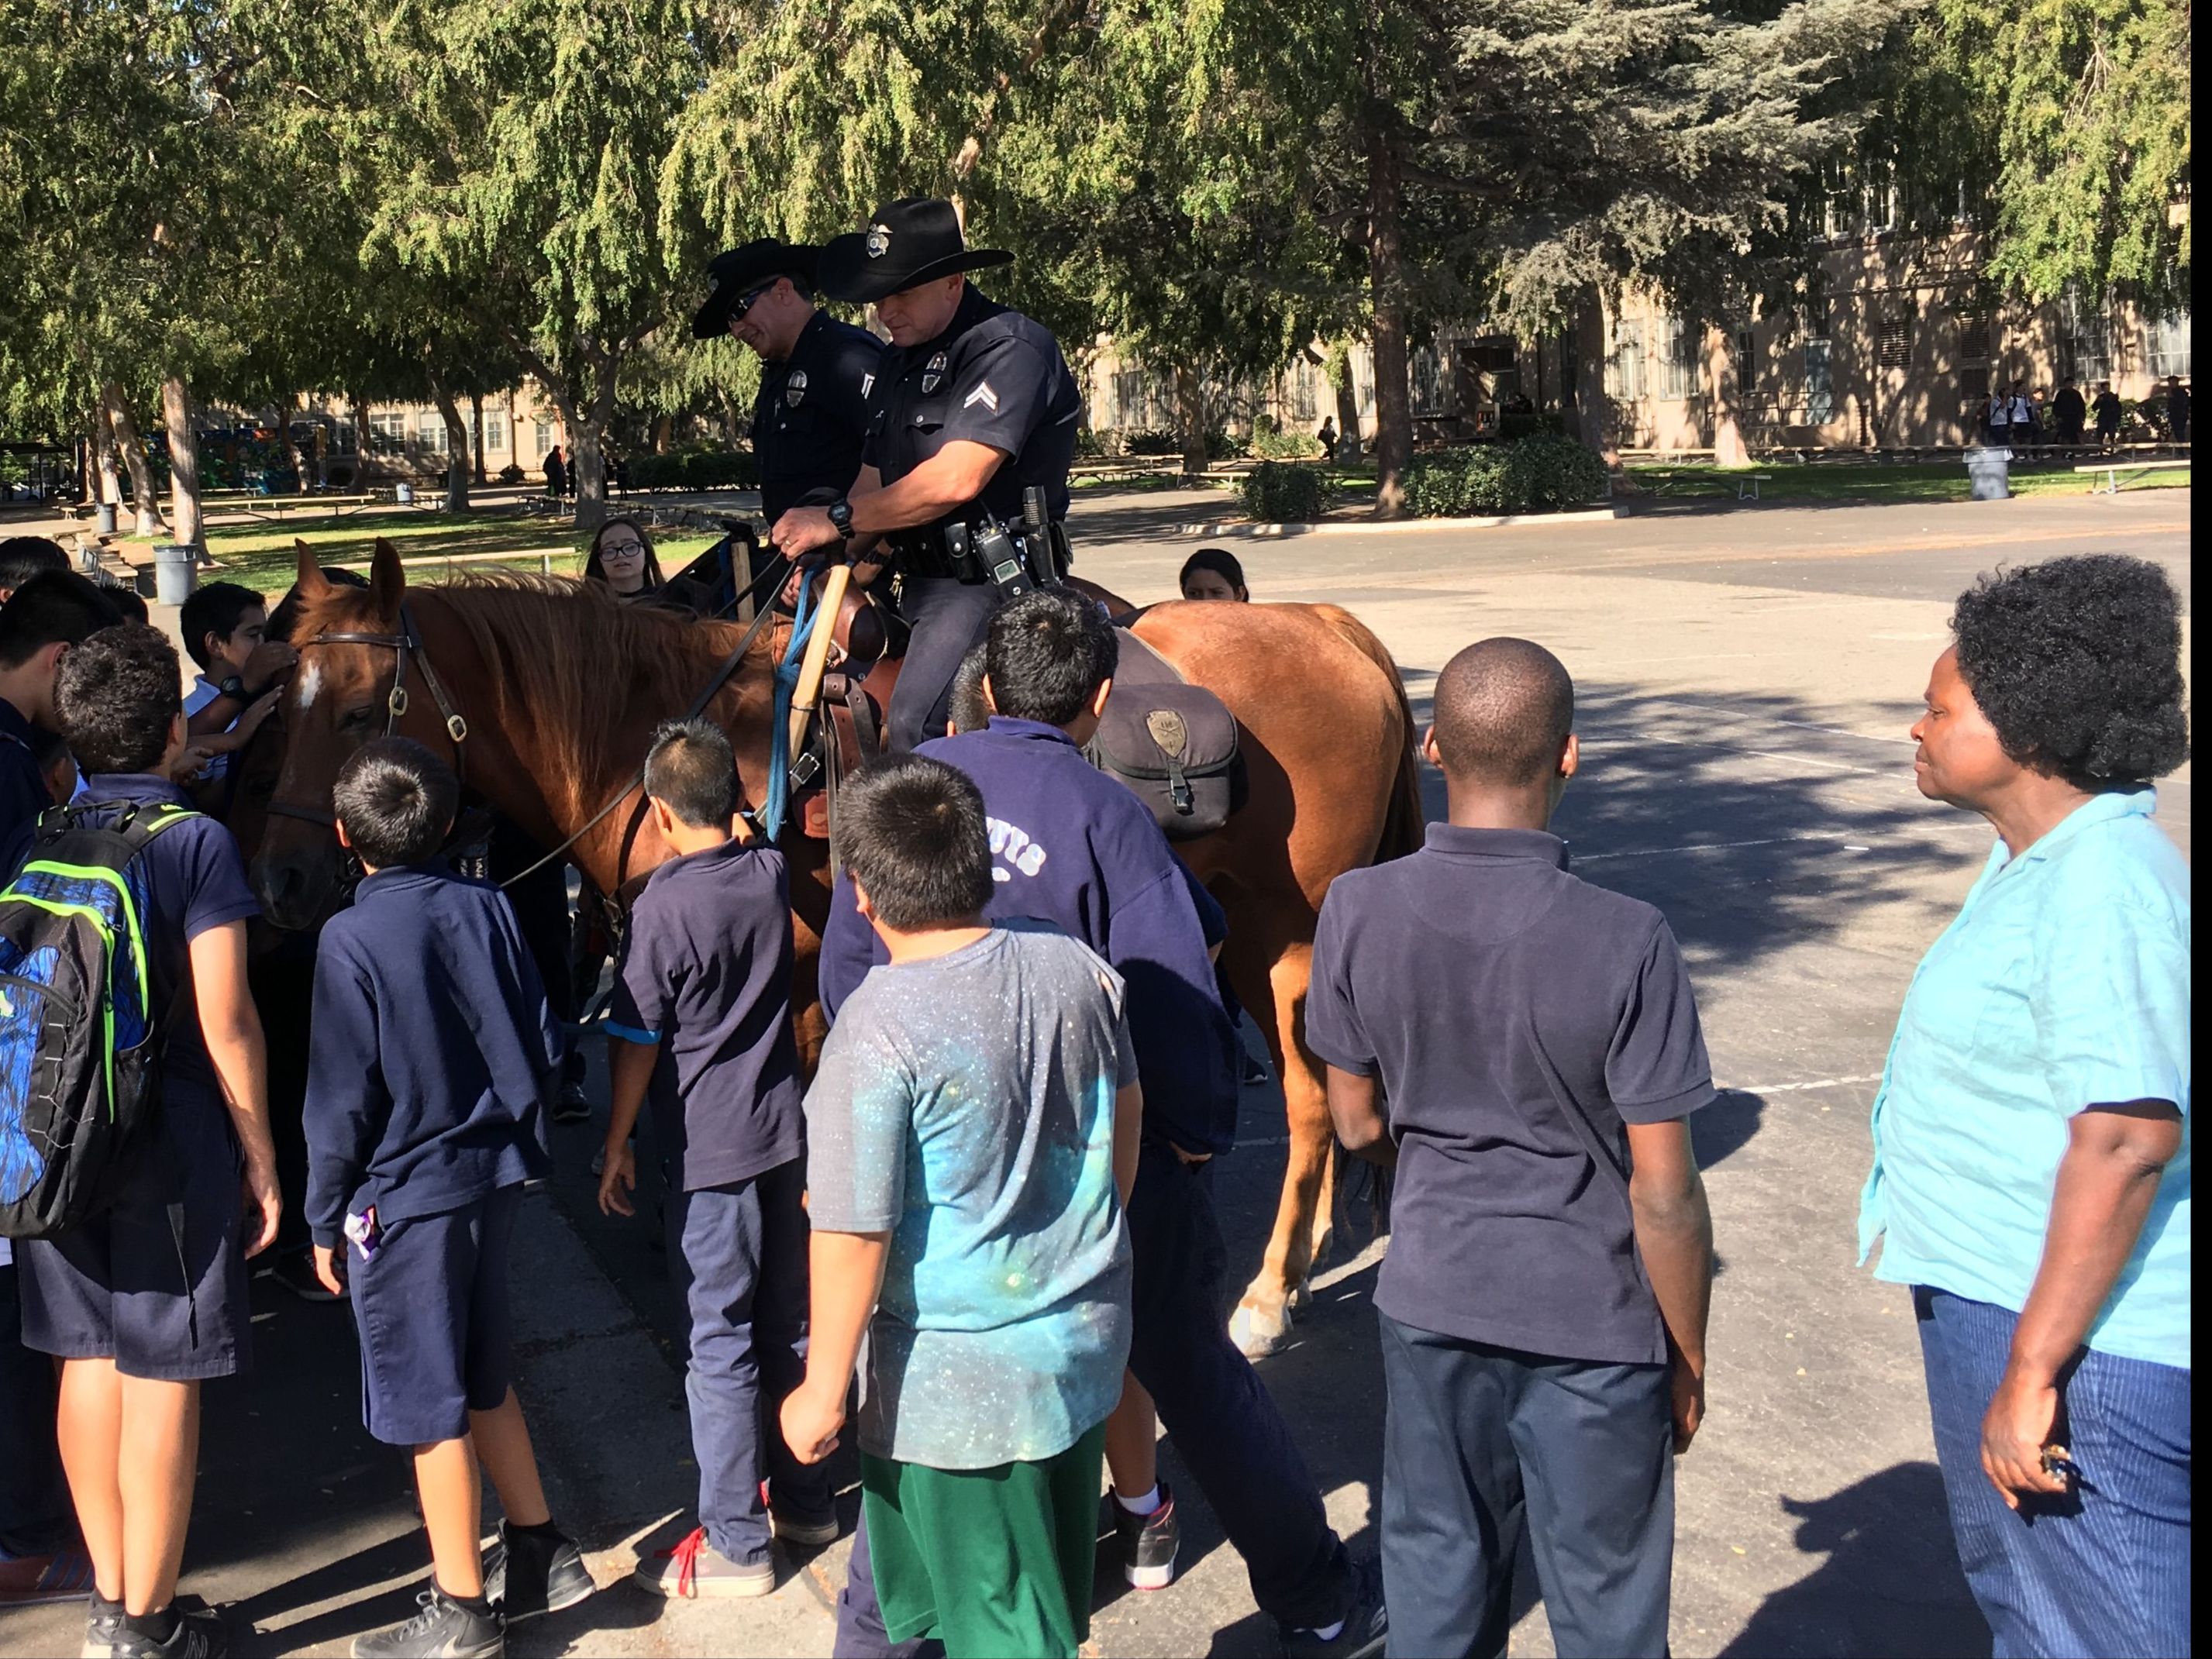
729;284;776;326
601;539;646;557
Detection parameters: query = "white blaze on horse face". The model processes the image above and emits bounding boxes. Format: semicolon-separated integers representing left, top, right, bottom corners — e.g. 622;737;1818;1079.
295;657;322;711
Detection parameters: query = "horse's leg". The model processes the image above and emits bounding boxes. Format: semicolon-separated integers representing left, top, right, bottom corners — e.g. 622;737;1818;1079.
1230;941;1335;1360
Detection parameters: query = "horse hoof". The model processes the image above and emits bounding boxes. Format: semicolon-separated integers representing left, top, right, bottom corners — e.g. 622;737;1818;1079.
1230;1299;1292;1359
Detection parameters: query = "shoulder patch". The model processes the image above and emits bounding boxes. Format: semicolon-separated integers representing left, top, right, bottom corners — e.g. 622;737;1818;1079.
963;382;1000;413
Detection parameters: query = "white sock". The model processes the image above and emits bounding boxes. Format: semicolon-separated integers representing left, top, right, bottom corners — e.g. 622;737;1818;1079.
1305;1620;1346;1643
1115;1484;1162;1517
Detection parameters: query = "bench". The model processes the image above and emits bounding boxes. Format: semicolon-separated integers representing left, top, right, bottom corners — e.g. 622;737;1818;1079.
1738;473;1773;501
2075;459;2191;494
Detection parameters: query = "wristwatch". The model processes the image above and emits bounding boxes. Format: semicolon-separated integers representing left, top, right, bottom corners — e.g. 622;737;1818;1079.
827;497;855;539
218;675;248;700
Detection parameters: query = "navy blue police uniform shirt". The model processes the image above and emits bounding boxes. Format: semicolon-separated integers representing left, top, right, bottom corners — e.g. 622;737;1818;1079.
303;865;559;1248
2;774;263;1175
817;716;1239;1155
1306;824;1714;1367
0;697;52;848
605;839;805;1190
755;310;885;525
863;284;1081;528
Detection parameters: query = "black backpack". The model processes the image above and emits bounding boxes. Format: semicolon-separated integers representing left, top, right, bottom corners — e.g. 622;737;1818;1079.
0;799;198;1239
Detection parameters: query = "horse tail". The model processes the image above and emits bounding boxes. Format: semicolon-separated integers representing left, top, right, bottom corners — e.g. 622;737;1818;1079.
1311;604;1425;865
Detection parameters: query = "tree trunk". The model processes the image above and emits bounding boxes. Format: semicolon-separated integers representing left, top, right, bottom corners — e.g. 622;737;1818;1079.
102;380;167;536
567;371;618;529
1711;325;1750;466
1173;365;1211;478
1331;343;1362;461
470;392;487;485
93;402;124;510
653;414;673;454
1363;108;1412;518
427;368;470;512
160;377;203;551
1570;288;1621;473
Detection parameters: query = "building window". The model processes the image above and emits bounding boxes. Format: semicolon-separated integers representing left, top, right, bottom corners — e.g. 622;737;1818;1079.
1732;329;1756;393
1289;360;1318;424
484;415;506;453
1657;318;1700;400
2144;311;2191;378
1959;315;1992;362
418;414;449;454
1804;339;1834;423
534;420;553;456
1875;309;1914;369
2060;293;2112;385
1607;321;1647;401
1410;346;1446;416
368;411;408;453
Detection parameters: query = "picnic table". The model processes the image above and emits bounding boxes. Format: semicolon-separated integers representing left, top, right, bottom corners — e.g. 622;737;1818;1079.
199;493;381;525
2076;458;2191;494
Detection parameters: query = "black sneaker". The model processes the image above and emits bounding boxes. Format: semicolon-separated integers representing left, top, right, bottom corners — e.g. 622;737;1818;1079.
1278;1557;1387;1659
550;1079;592;1124
108;1605;229;1659
350;1587;502;1659
1111;1485;1180;1591
80;1592;126;1659
481;1521;593;1622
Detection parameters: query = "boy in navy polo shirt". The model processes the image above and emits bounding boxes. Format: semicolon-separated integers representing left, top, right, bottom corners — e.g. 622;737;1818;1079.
818;590;1384;1657
1308;638;1716;1659
594;719;832;1598
305;739;589;1659
11;624;280;1659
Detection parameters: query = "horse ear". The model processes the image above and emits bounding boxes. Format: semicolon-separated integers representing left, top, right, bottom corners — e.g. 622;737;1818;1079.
367;538;406;618
294;539;332;599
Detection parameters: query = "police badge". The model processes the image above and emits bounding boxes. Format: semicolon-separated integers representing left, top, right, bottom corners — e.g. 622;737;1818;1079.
921;350;949;395
785;370;808;408
865;223;892;259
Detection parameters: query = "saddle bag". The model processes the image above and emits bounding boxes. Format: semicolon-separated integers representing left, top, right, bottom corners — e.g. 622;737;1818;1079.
1089;632;1245;840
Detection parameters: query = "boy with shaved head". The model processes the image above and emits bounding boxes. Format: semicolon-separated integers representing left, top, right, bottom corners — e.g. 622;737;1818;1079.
1307;638;1716;1659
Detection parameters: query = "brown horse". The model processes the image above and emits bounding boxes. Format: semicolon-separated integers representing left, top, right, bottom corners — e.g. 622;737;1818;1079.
252;541;1418;1354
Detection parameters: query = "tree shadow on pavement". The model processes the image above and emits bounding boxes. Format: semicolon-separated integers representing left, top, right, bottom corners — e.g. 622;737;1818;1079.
1721;1462;1989;1659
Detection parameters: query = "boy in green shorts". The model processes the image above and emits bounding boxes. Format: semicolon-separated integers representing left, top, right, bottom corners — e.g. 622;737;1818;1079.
780;753;1141;1659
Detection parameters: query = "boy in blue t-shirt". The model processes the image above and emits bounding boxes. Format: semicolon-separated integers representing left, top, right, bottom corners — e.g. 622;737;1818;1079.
305;738;590;1659
10;623;279;1659
784;753;1141;1659
594;718;832;1598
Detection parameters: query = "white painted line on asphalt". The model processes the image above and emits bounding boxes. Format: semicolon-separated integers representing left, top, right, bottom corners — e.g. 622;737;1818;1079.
1573;833;1858;862
1718;1074;1885;1095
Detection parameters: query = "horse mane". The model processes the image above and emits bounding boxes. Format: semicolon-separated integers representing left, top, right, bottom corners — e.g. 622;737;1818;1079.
293;571;777;819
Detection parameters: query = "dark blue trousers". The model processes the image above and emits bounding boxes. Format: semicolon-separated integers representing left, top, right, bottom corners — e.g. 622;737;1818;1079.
670;1158;830;1567
1916;1286;2191;1659
0;1261;72;1555
831;1139;1350;1657
1378;1311;1673;1659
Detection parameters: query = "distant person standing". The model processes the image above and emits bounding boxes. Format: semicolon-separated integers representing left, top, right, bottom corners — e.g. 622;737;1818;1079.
1315;417;1337;455
1862;556;2190;1659
2051;379;2086;446
2163;376;2190;443
2007;382;2038;445
1984;387;2011;446
543;445;567;506
2092;383;2124;451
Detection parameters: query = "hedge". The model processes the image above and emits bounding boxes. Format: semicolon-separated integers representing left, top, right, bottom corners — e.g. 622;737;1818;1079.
1403;434;1609;518
627;446;759;491
1239;460;1332;522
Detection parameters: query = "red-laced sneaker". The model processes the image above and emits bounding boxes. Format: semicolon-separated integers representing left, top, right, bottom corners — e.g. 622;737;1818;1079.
632;1526;775;1600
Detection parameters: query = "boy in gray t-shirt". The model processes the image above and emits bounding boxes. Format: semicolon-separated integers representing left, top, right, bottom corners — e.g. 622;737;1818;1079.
782;755;1140;1659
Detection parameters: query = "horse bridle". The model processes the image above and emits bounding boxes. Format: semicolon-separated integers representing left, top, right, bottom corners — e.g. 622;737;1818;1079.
266;600;471;831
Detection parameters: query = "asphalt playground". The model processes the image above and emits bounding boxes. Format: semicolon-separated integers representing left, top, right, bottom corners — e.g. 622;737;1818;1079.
0;484;2189;1659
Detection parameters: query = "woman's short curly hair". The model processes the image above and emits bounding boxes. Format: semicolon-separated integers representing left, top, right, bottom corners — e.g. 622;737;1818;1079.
1952;555;2189;790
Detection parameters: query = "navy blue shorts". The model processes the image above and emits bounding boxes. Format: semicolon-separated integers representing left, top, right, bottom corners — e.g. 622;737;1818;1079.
18;1108;250;1383
347;1186;519;1447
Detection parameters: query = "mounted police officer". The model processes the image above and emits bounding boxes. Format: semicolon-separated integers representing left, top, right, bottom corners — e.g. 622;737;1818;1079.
694;238;884;593
768;197;1081;752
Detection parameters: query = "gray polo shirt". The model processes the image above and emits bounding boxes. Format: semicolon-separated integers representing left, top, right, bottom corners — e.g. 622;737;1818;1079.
1307;824;1713;1365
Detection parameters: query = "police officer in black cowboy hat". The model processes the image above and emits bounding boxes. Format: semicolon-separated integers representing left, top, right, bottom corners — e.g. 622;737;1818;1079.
694;237;884;590
769;196;1082;752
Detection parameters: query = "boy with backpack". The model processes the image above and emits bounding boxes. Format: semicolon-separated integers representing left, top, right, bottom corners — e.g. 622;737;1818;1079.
1;624;280;1659
783;753;1140;1659
304;738;589;1659
594;719;834;1598
1308;638;1715;1659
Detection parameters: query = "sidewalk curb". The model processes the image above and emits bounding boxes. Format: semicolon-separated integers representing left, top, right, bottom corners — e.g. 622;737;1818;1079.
1176;504;1624;538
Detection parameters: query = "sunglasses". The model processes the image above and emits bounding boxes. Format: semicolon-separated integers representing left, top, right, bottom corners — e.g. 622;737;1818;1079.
728;283;777;326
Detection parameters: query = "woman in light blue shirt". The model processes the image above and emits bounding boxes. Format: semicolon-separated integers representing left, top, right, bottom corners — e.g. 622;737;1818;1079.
1862;555;2190;1658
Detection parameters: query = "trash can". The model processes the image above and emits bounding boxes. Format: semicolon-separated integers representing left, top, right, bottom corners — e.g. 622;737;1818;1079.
395;481;415;507
1964;446;2012;501
96;502;118;535
153;543;199;606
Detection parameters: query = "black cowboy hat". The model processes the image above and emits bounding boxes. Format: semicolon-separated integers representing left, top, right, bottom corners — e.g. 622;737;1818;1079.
690;239;822;339
816;198;1013;307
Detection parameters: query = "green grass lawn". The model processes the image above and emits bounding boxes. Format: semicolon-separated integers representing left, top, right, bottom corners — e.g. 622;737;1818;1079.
123;508;722;595
1627;459;2191;504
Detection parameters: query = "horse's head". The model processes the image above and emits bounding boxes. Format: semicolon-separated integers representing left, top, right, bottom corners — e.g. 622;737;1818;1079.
251;539;408;928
